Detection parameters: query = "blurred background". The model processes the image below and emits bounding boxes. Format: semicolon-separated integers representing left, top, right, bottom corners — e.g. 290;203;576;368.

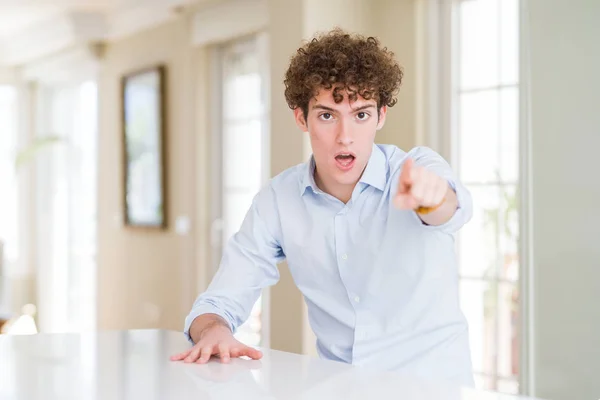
0;0;597;399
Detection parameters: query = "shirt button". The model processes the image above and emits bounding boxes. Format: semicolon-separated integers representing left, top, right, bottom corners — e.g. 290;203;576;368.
342;254;348;260
354;296;360;303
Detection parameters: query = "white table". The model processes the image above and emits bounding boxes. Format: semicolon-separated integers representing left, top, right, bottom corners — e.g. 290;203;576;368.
0;329;543;400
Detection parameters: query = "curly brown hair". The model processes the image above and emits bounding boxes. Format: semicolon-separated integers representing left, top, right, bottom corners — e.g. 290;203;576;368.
284;28;403;120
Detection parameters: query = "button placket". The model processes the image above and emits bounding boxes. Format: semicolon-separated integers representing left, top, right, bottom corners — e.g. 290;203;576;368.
334;212;351;293
334;212;356;311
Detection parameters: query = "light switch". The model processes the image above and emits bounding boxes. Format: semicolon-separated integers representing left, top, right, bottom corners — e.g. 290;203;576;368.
175;216;191;235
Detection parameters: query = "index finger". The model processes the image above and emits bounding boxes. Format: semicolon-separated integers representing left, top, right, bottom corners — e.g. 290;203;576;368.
170;348;192;361
399;158;414;190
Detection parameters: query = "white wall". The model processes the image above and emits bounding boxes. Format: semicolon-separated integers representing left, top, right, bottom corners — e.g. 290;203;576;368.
369;0;420;150
526;0;600;399
267;0;307;355
0;67;17;84
97;18;198;331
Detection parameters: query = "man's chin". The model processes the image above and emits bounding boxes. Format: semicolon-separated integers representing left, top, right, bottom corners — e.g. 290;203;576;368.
334;164;365;183
334;174;361;187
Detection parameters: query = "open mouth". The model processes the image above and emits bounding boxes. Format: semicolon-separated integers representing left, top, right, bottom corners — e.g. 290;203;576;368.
334;153;356;170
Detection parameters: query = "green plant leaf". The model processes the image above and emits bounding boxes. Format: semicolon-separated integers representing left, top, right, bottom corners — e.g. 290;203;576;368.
15;136;63;171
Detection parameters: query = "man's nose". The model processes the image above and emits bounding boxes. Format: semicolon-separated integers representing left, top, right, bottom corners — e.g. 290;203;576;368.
336;120;354;146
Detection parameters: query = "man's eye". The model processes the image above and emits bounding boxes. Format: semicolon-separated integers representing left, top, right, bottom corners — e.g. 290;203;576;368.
356;112;369;120
320;113;332;120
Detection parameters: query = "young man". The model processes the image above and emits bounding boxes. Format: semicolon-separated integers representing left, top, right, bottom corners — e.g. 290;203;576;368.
172;29;474;386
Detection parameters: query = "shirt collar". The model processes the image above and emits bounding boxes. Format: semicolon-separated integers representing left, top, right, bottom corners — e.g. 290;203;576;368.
300;157;318;195
358;144;387;191
300;144;387;195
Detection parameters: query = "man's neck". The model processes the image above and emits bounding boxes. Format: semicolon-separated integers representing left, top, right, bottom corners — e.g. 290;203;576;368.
314;169;356;204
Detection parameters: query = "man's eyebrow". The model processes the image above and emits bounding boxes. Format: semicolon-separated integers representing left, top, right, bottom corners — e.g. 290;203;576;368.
311;104;376;112
351;104;376;112
312;104;337;111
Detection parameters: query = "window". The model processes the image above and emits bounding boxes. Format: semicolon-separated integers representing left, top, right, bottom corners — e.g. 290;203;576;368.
452;0;520;394
35;81;98;333
212;34;270;347
0;85;18;306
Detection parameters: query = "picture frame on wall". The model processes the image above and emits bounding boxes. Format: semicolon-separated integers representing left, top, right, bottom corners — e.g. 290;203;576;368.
121;65;167;229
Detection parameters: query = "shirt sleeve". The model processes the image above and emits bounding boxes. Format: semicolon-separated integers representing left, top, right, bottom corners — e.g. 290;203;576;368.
406;146;473;234
184;184;285;343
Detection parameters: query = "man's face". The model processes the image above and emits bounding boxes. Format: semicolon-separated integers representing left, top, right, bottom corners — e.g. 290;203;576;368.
294;88;387;189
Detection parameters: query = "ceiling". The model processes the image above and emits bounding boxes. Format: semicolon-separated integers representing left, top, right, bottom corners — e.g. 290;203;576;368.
0;2;123;37
0;0;203;67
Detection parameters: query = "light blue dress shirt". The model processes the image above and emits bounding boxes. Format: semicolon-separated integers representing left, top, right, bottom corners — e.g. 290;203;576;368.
185;144;474;386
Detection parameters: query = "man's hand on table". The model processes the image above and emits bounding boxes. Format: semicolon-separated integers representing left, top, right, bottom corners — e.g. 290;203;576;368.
170;313;263;364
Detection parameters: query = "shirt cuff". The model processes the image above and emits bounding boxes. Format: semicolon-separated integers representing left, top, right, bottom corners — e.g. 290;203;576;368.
412;179;469;233
183;305;236;344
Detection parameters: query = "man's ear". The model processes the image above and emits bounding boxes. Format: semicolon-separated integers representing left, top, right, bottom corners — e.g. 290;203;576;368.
294;108;308;132
376;105;388;130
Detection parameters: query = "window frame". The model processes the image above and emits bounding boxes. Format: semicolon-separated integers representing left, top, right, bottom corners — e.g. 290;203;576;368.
209;32;271;349
34;79;99;333
429;0;533;394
